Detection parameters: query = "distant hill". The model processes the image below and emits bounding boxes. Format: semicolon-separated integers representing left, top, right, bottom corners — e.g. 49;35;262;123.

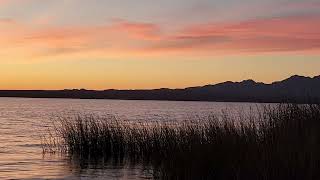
0;75;320;103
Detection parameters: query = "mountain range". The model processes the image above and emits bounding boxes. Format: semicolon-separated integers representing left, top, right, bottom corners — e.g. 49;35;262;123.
0;75;319;103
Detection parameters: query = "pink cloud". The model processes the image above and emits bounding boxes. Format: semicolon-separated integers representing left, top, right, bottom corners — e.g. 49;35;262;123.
110;19;162;40
1;14;320;60
146;15;320;55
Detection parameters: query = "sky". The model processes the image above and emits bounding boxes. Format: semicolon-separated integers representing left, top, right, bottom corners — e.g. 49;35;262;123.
0;0;320;90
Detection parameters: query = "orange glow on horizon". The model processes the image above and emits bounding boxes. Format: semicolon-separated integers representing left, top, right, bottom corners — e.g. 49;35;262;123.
0;1;319;89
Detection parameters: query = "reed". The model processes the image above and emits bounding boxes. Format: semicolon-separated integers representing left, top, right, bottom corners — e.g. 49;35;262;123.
43;104;320;179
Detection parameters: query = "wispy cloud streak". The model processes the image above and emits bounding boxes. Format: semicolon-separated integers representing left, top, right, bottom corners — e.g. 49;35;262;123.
1;14;320;61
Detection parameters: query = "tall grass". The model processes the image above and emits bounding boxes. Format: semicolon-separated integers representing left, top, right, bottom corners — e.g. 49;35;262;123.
43;104;320;179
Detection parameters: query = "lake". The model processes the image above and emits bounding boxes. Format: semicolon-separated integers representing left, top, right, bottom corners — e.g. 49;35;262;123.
0;97;268;179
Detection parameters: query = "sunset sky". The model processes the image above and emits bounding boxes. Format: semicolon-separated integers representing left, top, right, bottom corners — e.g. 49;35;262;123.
0;0;320;90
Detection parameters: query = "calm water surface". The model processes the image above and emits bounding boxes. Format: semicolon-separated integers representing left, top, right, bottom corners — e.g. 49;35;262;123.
0;97;267;179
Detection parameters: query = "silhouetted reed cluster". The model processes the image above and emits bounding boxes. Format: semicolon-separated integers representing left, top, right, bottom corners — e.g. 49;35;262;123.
43;104;320;179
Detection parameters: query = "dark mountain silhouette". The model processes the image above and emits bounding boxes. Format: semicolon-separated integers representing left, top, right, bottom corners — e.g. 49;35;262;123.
0;75;319;103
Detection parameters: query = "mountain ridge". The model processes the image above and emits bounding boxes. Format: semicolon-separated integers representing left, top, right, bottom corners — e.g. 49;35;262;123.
0;75;319;103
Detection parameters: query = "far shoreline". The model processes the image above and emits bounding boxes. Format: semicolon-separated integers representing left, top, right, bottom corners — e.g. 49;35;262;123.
0;95;308;105
0;75;319;104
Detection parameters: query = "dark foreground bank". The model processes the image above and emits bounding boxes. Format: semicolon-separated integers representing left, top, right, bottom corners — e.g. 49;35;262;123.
43;104;320;180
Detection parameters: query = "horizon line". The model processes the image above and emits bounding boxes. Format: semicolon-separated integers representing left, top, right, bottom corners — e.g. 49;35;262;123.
0;74;318;91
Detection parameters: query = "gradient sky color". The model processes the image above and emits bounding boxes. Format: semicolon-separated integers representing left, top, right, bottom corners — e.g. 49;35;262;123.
0;0;320;90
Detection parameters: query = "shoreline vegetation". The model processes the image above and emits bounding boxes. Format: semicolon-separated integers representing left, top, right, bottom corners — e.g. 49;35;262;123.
43;104;320;180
